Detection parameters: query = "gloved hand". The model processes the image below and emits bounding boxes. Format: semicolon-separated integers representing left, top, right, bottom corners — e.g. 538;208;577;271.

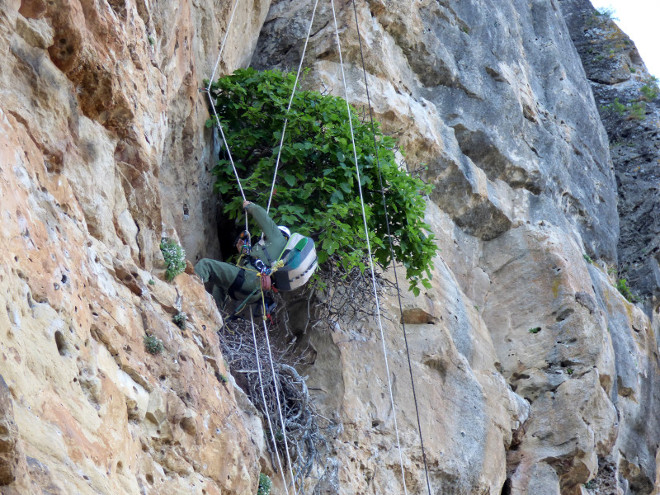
260;274;272;291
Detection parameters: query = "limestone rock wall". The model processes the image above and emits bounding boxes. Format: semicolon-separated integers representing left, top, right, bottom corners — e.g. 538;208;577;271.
561;0;660;314
0;0;271;493
254;0;659;493
1;0;659;494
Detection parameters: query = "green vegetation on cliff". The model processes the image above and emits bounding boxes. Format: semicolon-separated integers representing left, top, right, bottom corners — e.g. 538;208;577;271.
206;68;437;294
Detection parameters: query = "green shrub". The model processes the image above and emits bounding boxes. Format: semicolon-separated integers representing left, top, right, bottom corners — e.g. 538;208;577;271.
206;68;438;295
160;238;186;281
172;311;188;329
640;83;658;101
596;7;617;20
528;327;541;334
628;101;646;120
257;473;271;495
583;254;593;264
144;334;164;355
616;278;636;302
609;98;626;115
601;98;646;120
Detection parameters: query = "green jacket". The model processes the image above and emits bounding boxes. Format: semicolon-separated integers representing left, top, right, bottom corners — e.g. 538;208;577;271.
194;203;289;307
244;203;287;266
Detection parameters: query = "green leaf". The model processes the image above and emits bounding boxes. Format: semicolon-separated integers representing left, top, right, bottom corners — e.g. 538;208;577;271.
216;182;231;194
284;174;296;186
330;189;344;204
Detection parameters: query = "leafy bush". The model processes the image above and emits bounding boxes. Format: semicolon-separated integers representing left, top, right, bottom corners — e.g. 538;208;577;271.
628;101;646;120
257;473;271;495
595;7;617;21
616;278;636;302
160;238;186;281
640;83;658;102
603;98;626;115
601;98;646;121
207;68;437;294
144;334;164;354
172;311;188;329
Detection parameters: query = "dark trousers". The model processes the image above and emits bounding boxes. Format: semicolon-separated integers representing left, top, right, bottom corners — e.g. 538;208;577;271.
194;259;260;308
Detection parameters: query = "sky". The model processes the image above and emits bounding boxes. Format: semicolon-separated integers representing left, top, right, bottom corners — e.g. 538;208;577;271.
589;0;660;78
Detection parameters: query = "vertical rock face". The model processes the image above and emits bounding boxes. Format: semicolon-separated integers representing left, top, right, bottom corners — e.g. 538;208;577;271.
0;0;271;493
1;0;658;495
560;0;660;314
253;0;659;493
0;375;25;488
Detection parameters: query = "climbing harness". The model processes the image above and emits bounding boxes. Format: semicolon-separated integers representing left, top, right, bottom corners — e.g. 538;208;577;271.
350;1;433;493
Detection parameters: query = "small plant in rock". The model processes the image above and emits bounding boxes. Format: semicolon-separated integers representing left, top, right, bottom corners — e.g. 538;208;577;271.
144;334;164;355
640;83;659;102
596;7;618;21
148;279;156;286
216;371;228;384
567;367;574;375
160;238;186;281
529;327;541;334
583;254;593;264
257;473;272;495
628;101;646;120
609;98;627;115
172;311;188;329
616;278;636;302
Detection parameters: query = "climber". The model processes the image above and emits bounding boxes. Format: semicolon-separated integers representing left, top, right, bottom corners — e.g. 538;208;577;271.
194;200;289;310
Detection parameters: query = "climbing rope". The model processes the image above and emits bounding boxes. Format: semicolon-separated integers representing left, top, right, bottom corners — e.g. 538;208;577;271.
206;1;426;492
260;314;298;493
249;309;290;495
205;3;298;489
266;0;321;214
350;2;433;493
329;1;409;493
203;0;250;234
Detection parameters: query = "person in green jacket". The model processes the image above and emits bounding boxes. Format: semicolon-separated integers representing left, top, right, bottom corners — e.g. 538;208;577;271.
195;200;289;308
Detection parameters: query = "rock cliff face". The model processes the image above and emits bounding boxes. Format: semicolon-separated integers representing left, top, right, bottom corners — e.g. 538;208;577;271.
561;0;660;314
0;0;271;493
0;1;658;495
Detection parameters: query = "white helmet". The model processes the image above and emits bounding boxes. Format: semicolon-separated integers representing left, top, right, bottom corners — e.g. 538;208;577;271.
278;226;291;238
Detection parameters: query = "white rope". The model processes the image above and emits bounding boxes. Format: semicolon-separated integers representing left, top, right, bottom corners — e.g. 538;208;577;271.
205;95;247;204
249;310;290;495
329;1;409;493
204;0;247;231
207;0;241;89
266;0;321;214
261;317;298;493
